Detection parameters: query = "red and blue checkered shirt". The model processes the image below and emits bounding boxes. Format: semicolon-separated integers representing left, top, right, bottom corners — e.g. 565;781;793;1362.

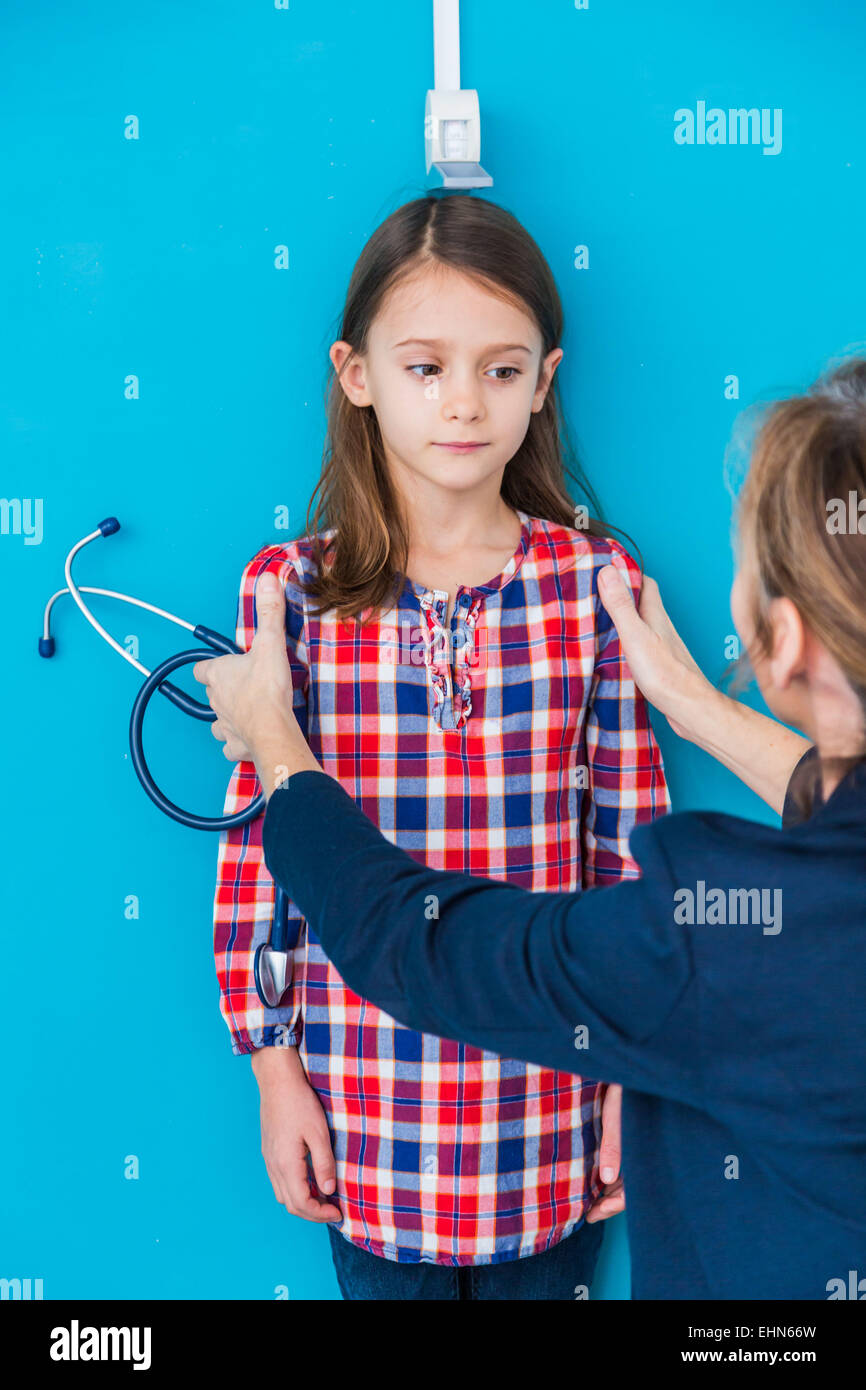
213;510;670;1265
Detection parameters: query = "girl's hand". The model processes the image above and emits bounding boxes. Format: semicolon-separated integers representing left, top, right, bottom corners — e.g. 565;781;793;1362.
585;1083;626;1224
253;1046;342;1224
597;566;710;742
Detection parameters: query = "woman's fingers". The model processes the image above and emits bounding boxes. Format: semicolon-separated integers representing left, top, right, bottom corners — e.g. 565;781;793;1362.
191;658;213;685
637;576;704;676
598;566;670;703
599;567;709;728
209;717;252;761
597;565;645;648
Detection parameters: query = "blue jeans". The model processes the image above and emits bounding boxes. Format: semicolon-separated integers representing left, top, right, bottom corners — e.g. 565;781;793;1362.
326;1219;604;1300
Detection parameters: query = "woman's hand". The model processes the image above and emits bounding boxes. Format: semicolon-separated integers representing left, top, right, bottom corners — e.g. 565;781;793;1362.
597;566;711;741
192;571;295;761
597;564;811;815
192;571;321;791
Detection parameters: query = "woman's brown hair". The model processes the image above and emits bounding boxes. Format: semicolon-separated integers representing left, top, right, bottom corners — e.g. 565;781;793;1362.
296;191;633;622
726;355;866;815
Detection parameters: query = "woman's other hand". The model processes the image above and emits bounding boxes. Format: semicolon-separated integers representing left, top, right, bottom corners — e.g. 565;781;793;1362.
597;566;709;741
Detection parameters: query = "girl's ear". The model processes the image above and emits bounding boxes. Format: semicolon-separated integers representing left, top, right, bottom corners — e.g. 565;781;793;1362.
329;340;372;406
532;347;563;412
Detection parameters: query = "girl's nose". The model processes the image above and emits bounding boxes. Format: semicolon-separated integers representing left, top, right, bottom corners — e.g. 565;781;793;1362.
441;380;484;420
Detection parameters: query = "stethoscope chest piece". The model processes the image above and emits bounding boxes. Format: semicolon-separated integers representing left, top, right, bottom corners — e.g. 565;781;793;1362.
254;885;294;1007
254;944;293;1008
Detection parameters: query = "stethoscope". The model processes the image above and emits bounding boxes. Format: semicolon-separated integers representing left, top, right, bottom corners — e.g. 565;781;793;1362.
39;516;297;1007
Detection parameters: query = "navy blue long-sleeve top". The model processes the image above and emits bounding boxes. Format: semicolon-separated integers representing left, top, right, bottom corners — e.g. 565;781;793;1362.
261;747;866;1299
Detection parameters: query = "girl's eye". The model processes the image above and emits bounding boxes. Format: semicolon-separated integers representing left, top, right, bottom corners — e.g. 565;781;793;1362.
406;364;522;382
407;364;442;378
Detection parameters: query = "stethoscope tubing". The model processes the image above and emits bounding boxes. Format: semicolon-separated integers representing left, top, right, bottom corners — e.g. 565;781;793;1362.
40;517;265;829
41;517;290;1002
129;643;266;830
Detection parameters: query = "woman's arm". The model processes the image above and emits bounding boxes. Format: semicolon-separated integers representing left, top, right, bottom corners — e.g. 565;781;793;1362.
193;573;714;1105
673;680;810;816
259;768;700;1105
596;567;811;816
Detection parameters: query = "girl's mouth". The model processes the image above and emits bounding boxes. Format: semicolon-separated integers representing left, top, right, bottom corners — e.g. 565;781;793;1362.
434;442;488;453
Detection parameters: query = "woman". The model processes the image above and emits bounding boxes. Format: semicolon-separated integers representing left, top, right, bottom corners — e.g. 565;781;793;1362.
194;358;866;1299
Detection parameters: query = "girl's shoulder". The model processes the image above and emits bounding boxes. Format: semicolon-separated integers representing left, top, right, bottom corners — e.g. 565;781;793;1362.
527;515;642;593
238;530;334;601
233;532;335;649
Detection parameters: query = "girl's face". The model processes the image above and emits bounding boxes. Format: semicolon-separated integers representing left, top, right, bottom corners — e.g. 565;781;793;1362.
330;263;563;504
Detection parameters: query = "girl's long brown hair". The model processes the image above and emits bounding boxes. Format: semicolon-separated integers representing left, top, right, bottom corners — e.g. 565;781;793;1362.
296;191;634;623
726;355;866;815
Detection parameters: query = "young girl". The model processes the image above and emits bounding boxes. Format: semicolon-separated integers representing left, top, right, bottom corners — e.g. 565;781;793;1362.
213;192;669;1300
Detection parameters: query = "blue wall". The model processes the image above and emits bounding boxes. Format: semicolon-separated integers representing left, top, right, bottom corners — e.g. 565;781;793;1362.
2;0;864;1300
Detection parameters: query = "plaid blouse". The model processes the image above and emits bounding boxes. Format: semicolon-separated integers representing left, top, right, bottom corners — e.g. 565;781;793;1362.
213;509;670;1265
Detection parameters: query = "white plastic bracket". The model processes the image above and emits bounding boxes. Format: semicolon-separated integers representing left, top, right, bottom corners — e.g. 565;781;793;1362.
425;0;492;188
